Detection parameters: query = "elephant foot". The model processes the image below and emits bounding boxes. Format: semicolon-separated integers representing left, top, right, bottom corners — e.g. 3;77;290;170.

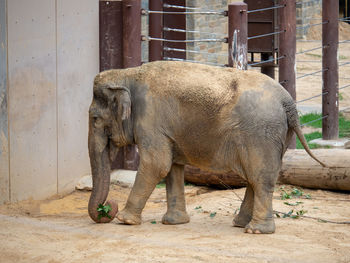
116;209;141;225
162;210;190;225
233;213;251;228
244;219;275;234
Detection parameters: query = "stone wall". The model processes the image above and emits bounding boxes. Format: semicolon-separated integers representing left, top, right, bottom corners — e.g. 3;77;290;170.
296;0;322;39
185;0;239;65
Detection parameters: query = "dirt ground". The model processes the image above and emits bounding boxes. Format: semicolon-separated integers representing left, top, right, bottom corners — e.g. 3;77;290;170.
1;19;350;263
1;184;350;263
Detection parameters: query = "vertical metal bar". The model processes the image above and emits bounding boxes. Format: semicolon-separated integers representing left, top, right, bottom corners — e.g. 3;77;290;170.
163;0;186;59
99;0;123;72
99;0;124;169
322;0;339;140
122;0;141;170
228;3;248;69
149;0;163;61
278;0;296;148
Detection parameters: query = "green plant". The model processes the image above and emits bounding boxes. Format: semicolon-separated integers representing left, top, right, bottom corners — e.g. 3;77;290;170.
209;212;217;218
296;113;350;149
339;54;348;60
296;132;322;149
305;53;322;58
339;92;344;101
156;183;166;188
97;204;112;220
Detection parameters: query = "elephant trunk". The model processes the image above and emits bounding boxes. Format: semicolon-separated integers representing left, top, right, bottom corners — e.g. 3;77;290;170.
88;130;118;223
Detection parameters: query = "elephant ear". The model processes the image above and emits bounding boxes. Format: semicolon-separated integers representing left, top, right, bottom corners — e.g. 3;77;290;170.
107;84;131;121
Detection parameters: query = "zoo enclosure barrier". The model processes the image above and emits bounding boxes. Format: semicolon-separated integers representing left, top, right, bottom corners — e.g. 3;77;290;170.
99;0;348;169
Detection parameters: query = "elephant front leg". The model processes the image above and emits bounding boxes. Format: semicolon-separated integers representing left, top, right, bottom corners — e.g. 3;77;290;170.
117;153;172;225
162;164;190;225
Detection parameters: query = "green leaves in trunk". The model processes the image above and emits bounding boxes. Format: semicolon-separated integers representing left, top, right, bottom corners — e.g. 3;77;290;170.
97;204;112;220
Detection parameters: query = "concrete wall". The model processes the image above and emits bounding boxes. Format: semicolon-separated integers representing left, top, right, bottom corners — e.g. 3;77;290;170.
0;0;9;204
0;0;98;204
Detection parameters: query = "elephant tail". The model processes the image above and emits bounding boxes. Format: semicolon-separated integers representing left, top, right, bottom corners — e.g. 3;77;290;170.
284;99;327;167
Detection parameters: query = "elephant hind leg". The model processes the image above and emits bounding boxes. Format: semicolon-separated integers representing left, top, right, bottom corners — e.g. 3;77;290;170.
233;183;254;228
236;145;281;234
245;177;276;234
162;164;190;225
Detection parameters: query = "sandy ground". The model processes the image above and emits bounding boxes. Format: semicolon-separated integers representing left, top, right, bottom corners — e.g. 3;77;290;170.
0;184;350;263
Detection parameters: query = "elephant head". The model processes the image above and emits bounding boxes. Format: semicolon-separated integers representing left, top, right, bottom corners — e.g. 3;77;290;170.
88;80;133;223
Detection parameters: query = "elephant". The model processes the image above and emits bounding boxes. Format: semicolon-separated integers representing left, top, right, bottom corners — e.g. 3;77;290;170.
87;61;325;234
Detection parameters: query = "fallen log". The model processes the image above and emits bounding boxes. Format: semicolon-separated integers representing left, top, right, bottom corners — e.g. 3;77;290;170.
184;149;350;191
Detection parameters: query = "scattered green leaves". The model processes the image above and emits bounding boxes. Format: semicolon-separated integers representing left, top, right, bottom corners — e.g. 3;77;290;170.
283;201;304;206
150;220;157;224
280;187;311;200
280;191;291;200
305;194;312;199
195;206;202;210
97;204;112;220
209;212;217;218
276;209;307;219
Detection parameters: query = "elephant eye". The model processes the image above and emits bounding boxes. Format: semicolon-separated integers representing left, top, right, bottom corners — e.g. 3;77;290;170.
93;117;104;128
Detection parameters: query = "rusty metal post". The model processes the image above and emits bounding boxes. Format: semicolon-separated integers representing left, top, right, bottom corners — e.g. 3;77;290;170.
163;0;186;59
123;0;142;68
122;0;141;170
228;3;248;69
278;0;296;148
99;0;125;169
149;0;163;61
322;0;339;140
99;0;123;71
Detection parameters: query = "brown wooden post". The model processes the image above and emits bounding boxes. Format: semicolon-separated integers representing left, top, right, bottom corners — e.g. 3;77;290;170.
149;0;163;61
322;0;339;140
278;0;296;148
99;0;124;169
228;3;248;69
163;0;186;60
122;0;141;170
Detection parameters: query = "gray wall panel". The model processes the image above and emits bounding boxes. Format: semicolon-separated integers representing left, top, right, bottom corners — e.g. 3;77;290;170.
8;0;57;201
57;0;99;194
0;0;9;204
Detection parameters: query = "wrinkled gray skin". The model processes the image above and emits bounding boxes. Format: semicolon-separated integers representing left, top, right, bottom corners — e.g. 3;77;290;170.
88;61;325;234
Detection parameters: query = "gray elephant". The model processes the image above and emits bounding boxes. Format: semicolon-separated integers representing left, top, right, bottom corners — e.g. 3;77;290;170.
88;61;325;234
